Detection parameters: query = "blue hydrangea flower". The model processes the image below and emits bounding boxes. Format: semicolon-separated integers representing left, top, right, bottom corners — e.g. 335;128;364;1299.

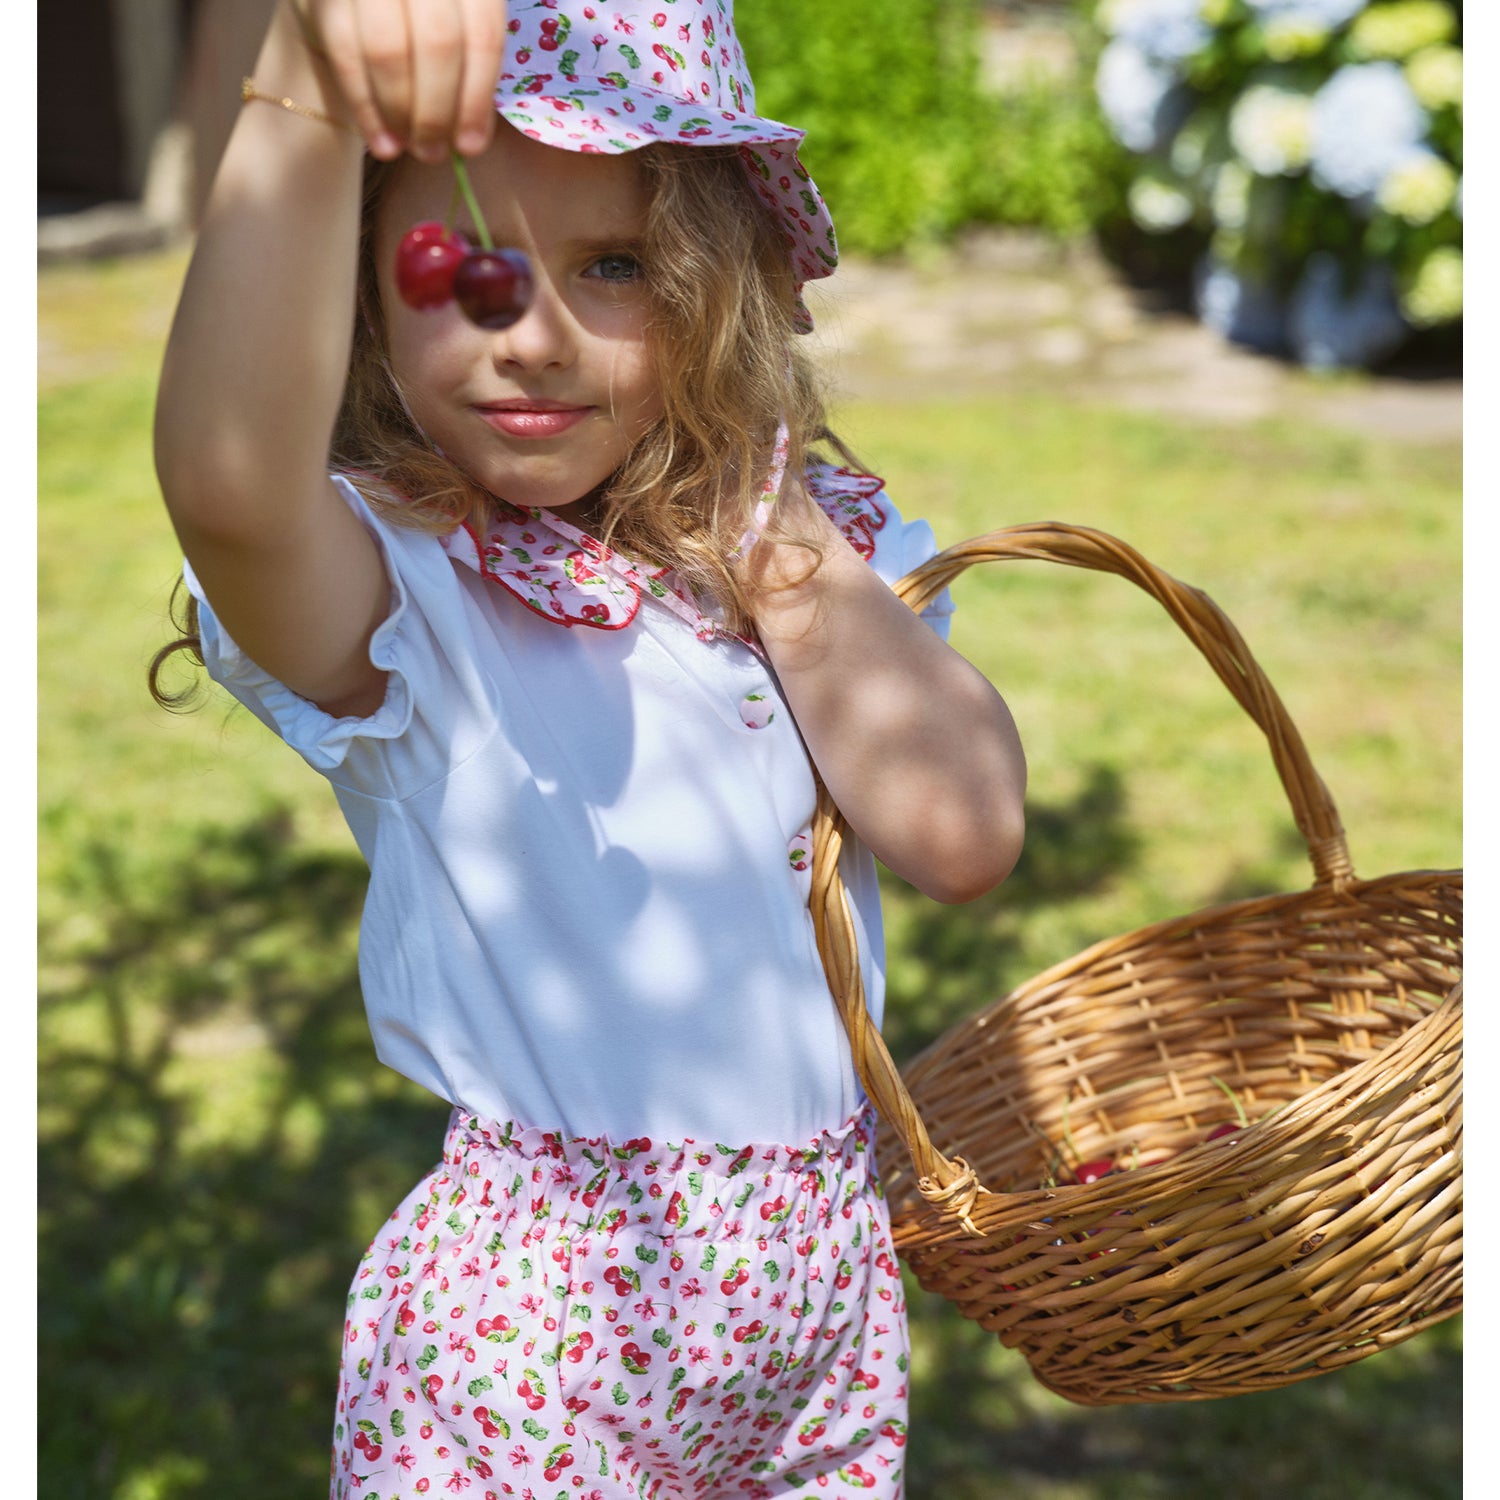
1097;0;1212;63
1193;255;1288;353
1096;38;1193;153
1245;0;1368;27
1287;252;1408;368
1309;61;1427;200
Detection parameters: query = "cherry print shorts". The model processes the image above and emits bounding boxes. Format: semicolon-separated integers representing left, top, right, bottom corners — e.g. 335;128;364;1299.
331;1103;911;1499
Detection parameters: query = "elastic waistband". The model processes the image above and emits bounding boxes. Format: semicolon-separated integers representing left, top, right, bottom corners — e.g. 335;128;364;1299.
441;1103;881;1243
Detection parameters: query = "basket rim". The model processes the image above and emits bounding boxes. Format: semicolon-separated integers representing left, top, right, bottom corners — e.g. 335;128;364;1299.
882;975;1461;1250
898;865;1463;1094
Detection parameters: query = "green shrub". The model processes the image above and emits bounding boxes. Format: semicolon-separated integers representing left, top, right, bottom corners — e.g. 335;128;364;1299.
971;72;1129;239
737;0;1125;253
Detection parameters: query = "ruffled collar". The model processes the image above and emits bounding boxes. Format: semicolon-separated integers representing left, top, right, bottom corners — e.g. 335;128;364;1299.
438;459;887;643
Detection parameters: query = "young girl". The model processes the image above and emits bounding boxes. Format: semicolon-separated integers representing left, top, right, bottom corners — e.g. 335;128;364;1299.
153;2;1026;1494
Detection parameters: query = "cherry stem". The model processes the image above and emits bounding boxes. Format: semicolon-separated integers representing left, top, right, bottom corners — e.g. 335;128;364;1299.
450;152;494;251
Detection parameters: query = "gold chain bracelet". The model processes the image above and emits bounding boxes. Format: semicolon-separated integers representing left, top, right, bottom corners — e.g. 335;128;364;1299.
240;76;357;133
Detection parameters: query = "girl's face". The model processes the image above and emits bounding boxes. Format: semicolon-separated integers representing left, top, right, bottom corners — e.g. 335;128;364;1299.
374;121;663;516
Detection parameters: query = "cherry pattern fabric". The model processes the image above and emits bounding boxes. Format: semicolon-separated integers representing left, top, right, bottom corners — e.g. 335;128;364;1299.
438;461;888;641
331;1105;909;1498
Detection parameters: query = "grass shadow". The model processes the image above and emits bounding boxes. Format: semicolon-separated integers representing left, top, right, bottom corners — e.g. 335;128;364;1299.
39;808;452;1495
905;1290;1459;1499
880;763;1141;1064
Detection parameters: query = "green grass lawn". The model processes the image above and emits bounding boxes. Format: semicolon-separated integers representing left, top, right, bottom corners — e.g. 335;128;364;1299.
39;248;1460;1498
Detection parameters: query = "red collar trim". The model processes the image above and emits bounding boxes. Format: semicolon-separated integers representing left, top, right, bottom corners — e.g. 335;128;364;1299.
380;460;890;640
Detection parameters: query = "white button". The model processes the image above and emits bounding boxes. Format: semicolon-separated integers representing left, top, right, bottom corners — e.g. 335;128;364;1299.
739;690;776;729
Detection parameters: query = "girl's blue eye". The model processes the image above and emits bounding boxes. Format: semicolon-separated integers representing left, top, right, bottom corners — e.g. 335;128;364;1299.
588;253;643;283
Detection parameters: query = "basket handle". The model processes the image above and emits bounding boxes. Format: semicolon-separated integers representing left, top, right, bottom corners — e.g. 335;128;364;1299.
810;521;1353;1234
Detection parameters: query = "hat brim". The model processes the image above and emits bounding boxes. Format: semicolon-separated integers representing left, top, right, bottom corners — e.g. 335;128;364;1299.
496;78;837;331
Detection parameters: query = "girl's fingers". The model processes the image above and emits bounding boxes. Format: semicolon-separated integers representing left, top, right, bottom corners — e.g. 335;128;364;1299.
306;0;405;157
297;0;507;161
352;0;419;155
452;0;507;156
406;0;467;163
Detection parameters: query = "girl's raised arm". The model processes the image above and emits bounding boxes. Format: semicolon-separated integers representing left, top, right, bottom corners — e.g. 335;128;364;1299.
153;0;505;718
744;496;1028;906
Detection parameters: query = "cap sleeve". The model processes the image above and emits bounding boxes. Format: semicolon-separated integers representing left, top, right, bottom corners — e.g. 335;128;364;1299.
804;460;956;641
183;475;477;793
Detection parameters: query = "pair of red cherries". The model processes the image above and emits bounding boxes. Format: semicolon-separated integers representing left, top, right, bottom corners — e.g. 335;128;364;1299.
393;154;534;329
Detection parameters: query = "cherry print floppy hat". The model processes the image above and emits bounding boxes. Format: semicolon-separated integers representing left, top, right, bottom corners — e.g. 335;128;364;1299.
494;1;837;329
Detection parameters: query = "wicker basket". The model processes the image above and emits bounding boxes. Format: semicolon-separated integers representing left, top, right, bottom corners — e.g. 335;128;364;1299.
810;523;1461;1406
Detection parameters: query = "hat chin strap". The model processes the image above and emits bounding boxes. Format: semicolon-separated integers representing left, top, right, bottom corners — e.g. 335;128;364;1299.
733;418;791;558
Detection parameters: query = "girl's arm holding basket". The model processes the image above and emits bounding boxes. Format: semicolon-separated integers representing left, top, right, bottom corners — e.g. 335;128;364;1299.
745;496;1026;906
153;0;504;718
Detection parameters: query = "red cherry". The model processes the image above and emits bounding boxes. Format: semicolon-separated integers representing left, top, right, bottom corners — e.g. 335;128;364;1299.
1073;1158;1116;1185
395;221;471;310
1206;1123;1243;1144
454;249;535;330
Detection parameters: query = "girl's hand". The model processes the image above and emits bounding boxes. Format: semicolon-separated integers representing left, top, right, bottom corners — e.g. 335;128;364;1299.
294;0;508;162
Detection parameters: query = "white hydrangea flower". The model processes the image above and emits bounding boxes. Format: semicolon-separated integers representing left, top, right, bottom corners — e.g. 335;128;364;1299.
1245;0;1367;27
1262;18;1334;61
1096;0;1211;62
1128;168;1197;230
1377;147;1457;224
1287;252;1407;369
1400;245;1462;326
1405;44;1462;111
1309;62;1427;200
1096;38;1192;152
1229;79;1315;175
1347;0;1456;62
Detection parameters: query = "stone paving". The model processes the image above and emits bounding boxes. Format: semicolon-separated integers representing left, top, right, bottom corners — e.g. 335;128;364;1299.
803;228;1461;446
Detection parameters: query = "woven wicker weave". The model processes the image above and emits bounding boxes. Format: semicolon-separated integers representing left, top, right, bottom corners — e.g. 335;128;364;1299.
809;523;1461;1406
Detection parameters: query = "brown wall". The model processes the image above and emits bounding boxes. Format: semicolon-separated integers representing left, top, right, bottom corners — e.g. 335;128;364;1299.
38;0;127;206
38;0;277;222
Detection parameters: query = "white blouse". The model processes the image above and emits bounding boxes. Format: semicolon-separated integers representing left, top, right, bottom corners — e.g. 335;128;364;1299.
187;466;953;1147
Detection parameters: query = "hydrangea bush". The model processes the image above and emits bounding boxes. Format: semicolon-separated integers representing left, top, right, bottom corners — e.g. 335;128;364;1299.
1092;0;1461;367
